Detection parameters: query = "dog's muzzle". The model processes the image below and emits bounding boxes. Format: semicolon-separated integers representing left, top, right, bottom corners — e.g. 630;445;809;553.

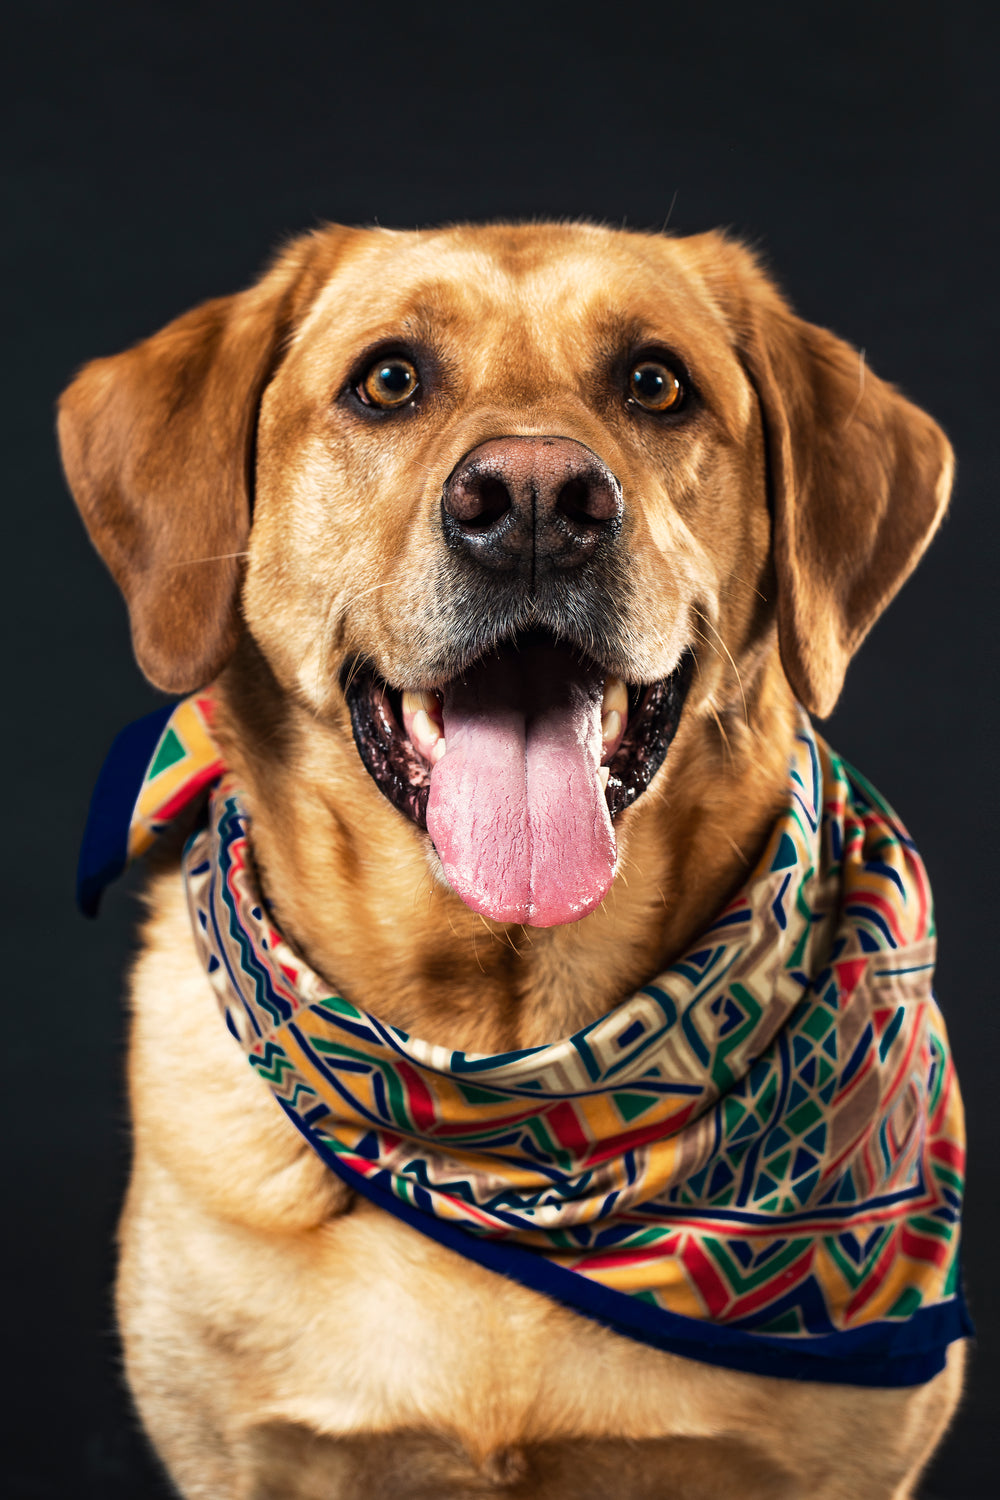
342;435;692;927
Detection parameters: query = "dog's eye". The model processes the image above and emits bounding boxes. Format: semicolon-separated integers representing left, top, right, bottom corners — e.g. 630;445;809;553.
360;357;420;408
628;360;683;412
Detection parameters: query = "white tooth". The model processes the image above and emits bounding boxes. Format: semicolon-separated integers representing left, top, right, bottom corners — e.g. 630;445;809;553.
412;708;441;752
599;765;610;791
602;708;622;747
430;736;448;764
402;689;438;717
602;676;628;718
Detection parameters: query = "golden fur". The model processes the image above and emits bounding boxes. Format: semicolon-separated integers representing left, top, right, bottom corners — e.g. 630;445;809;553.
60;223;961;1497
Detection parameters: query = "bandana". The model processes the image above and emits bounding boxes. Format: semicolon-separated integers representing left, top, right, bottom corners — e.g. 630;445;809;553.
79;695;970;1387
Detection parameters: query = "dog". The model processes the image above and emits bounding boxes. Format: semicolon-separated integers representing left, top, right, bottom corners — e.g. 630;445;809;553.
60;222;966;1499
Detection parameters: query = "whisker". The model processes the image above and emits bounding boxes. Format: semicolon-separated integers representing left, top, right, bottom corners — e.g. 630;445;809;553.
341;657;369;697
724;833;750;867
347;578;403;604
167;550;251;568
442;900;462;941
716;569;768;604
688;620;718;665
693;612;749;726
497;921;522;956
707;700;734;766
311;577;410;706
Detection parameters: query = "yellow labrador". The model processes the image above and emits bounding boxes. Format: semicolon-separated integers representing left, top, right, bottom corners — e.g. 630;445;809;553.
60;223;962;1498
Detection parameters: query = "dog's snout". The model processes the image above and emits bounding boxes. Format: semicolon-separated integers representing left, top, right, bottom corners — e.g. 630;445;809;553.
441;437;622;574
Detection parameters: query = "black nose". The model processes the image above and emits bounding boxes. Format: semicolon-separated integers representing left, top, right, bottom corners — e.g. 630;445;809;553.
441;436;623;576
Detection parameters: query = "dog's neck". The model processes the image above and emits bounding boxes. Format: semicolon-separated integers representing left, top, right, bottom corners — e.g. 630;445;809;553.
213;642;798;1052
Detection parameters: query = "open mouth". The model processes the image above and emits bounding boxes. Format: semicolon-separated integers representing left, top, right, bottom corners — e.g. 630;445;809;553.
343;633;693;928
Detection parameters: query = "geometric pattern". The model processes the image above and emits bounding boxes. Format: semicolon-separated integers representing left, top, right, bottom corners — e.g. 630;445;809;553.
126;693;221;862
136;698;968;1377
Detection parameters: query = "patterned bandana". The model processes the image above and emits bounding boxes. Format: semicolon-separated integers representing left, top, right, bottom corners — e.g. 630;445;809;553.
80;695;970;1387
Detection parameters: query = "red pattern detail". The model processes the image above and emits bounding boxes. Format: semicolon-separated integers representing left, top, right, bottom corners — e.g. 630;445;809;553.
681;1237;731;1318
547;1100;591;1154
396;1060;437;1133
727;1245;815;1320
154;759;223;824
585;1105;700;1167
574;1235;683;1272
900;1225;949;1270
845;1225;900;1320
930;1138;964;1170
834;958;868;1002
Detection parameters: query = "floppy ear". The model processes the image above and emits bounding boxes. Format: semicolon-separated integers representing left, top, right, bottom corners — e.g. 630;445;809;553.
58;232;342;693
697;238;953;717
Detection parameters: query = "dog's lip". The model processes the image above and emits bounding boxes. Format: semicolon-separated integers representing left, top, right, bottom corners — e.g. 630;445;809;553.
340;635;695;832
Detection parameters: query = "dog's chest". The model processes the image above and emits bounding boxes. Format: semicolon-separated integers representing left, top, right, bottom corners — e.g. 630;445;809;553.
124;888;679;1430
137;1150;714;1443
126;889;743;1445
119;872;954;1498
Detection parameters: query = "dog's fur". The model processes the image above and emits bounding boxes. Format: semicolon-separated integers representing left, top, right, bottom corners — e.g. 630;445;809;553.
60;223;961;1498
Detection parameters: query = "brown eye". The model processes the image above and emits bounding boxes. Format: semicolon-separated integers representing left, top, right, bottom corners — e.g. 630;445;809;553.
628;360;683;412
361;357;419;408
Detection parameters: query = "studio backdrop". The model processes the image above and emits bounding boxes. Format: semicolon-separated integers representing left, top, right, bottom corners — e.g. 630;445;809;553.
3;3;995;1496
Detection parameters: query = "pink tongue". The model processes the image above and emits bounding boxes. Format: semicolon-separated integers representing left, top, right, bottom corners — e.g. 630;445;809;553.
426;645;616;927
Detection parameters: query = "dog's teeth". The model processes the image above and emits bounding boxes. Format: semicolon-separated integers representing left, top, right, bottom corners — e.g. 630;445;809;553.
402;689;438;717
601;708;622;752
602;676;628;718
599;765;610;791
401;689;446;765
412;708;443;758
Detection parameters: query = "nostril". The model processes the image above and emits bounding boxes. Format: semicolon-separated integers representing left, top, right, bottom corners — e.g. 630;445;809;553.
555;471;621;528
556;476;601;528
443;472;513;530
466;476;511;530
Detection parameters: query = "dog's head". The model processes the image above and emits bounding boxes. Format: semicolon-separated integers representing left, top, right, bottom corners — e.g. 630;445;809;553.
59;224;951;928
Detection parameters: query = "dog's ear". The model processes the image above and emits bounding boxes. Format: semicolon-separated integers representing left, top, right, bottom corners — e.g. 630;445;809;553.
693;236;953;717
58;231;345;693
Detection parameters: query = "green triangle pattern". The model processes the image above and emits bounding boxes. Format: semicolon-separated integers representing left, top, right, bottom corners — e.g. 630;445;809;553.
148;726;186;779
613;1091;658;1123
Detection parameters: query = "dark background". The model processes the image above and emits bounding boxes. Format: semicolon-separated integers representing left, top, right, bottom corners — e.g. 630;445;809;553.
4;2;996;1494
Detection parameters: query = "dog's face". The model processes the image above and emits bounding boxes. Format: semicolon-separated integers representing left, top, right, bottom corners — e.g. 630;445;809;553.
59;223;952;929
247;226;774;924
247;225;766;695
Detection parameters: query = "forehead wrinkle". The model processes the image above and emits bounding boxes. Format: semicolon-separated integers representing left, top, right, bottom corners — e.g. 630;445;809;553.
300;223;728;330
295;246;529;360
303;233;638;339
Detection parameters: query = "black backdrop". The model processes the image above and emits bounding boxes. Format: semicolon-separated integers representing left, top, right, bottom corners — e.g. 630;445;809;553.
4;3;997;1495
